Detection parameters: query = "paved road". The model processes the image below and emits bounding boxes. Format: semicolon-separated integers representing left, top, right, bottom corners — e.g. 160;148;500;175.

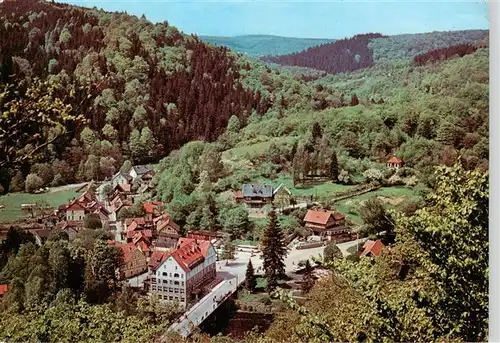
167;239;366;338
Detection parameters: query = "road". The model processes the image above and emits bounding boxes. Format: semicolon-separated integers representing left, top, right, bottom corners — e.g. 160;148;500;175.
167;238;365;338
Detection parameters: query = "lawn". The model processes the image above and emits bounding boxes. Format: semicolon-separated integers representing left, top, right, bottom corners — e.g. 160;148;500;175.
222;136;299;161
335;186;419;225
254;173;355;200
0;188;81;222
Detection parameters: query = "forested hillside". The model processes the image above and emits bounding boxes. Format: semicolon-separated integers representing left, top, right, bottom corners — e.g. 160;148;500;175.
262;33;385;74
0;0;339;193
263;30;488;74
200;34;335;57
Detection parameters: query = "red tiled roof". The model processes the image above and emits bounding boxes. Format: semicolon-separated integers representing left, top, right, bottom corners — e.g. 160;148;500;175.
387;156;403;164
0;284;8;296
156;216;180;233
304;209;345;225
304;210;330;225
360;239;386;257
126;229;152;239
66;202;85;211
109;240;143;263
143;201;164;214
170;241;204;273
149;249;168;270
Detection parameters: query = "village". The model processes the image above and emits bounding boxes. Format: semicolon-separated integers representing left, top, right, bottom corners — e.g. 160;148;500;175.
0;156;401;312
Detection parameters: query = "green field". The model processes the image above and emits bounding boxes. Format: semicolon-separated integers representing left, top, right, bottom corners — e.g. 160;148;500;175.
255;174;356;200
223;136;298;161
0;188;81;222
335;186;419;224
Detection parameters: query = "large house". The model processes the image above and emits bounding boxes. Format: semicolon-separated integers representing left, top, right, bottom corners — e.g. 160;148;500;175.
148;238;216;308
110;171;133;187
109;240;148;279
240;183;274;208
273;183;292;208
303;209;351;243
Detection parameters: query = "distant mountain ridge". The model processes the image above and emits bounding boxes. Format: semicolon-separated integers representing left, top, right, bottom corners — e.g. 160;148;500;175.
263;29;489;74
200;34;336;57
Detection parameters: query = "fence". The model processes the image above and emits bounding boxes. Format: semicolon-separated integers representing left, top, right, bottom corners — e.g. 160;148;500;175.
296;241;325;250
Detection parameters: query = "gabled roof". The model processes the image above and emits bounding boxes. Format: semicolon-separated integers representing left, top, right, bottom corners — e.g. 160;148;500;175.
127;229;152;240
66;202;85;211
143;201;163;214
273;183;291;196
114;183;131;193
360;239;385;257
131;164;153;176
387;156;403;164
304;209;332;225
157;239;213;273
108;240;144;263
112;171;133;182
0;284;8;296
156;214;180;233
242;184;274;198
149;249;169;270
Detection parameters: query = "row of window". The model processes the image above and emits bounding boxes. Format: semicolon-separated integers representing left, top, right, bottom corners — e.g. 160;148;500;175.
159;294;185;302
152;285;185;294
160;279;183;286
161;272;181;278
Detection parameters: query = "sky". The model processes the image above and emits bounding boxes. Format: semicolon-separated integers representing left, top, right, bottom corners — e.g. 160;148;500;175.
61;0;489;39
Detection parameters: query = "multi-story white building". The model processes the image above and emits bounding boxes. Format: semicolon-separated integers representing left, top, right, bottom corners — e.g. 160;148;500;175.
149;238;216;308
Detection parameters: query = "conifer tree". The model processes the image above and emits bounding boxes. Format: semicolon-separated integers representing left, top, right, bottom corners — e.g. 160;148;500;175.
261;209;286;292
301;260;315;294
245;259;257;292
330;152;339;182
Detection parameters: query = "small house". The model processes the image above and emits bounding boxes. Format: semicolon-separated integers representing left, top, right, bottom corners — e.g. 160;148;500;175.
129;165;154;181
241;183;274;208
273;183;292;208
360;239;386;258
0;284;8;298
303;209;351;243
111;171;133;187
387;156;404;169
108;240;148;279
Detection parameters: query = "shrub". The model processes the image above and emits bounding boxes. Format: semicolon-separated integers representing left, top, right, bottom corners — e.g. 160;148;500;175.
25;173;44;193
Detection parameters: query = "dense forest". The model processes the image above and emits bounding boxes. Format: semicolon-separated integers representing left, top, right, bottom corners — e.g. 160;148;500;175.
0;0;342;193
262;30;488;74
262;33;385;74
413;43;479;66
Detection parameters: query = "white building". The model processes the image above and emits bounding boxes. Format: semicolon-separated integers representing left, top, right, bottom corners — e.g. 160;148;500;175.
149;238;216;308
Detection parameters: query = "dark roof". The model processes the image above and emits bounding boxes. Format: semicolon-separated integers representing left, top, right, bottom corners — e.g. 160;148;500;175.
132;165;153;175
242;184;274;198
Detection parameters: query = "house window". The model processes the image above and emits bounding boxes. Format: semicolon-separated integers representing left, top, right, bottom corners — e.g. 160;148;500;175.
169;296;173;300
152;286;157;291
174;273;179;278
169;273;172;277
174;281;179;285
181;281;184;286
181;297;185;302
163;286;168;292
163;280;167;284
174;289;179;294
163;272;168;276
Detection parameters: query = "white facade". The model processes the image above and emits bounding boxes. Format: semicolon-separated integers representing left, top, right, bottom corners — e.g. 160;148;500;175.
151;244;217;308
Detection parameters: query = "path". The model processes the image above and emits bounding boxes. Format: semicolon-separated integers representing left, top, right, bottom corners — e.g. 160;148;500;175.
47;182;88;194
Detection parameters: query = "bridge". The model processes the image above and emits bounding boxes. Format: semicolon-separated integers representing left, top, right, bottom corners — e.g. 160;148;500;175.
167;273;245;338
163;238;365;340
